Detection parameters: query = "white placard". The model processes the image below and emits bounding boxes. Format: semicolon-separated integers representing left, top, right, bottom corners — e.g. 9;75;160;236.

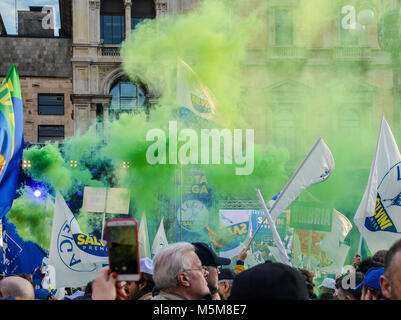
83;187;130;214
82;187;107;213
106;187;130;215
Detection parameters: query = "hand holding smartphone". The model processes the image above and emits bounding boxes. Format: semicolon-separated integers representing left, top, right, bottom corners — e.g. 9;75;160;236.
105;218;141;281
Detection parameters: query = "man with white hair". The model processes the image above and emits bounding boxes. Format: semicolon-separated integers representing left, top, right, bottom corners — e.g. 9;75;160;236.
151;242;210;300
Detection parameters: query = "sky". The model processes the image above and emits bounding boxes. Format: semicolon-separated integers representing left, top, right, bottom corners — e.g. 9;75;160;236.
0;0;61;35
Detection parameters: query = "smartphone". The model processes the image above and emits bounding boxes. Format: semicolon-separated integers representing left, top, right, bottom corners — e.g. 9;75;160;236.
105;218;141;281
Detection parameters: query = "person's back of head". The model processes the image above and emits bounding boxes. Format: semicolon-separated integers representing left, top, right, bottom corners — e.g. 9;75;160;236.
319;291;336;300
298;268;315;299
356;257;384;274
335;272;364;300
229;261;309;300
373;250;388;265
0;276;35;300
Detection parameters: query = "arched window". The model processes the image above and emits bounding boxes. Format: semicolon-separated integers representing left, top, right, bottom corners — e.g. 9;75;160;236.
109;78;147;118
131;0;156;31
100;0;125;44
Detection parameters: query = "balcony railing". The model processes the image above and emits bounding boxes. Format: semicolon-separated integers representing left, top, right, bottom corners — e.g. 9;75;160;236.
267;46;307;59
100;45;120;57
333;46;371;60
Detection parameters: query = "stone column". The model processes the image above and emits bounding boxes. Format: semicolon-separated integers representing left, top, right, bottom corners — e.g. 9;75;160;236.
156;0;168;18
124;0;132;39
89;0;101;44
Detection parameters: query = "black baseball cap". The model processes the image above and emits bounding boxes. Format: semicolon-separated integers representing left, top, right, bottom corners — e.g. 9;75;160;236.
219;268;237;281
229;261;309;300
192;242;231;266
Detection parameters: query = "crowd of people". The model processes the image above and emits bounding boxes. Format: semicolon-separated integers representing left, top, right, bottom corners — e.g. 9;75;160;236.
1;238;401;300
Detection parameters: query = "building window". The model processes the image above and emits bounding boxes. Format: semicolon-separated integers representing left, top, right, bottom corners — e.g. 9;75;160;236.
131;0;155;31
340;109;360;128
109;79;147;119
101;15;125;45
38;125;64;143
38;94;64;115
275;109;295;151
100;0;125;44
275;8;293;45
339;15;359;46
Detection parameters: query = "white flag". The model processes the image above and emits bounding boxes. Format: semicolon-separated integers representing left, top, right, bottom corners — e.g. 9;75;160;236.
319;209;352;274
354;115;401;254
48;191;107;288
176;58;216;121
151;217;169;257
269;138;335;219
138;213;151;258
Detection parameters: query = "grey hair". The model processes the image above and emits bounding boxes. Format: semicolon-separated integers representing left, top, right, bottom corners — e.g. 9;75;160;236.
218;279;234;286
153;242;195;289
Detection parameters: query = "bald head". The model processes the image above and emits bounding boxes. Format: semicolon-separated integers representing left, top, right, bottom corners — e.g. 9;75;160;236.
0;276;35;300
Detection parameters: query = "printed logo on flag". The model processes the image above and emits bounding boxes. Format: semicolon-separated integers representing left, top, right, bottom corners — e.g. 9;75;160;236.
57;219;97;272
364;163;401;233
0;154;5;176
73;234;107;257
191;94;212;114
365;194;398;233
319;169;331;182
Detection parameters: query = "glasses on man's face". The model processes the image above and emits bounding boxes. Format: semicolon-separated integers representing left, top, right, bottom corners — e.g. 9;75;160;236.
206;265;221;273
181;266;208;275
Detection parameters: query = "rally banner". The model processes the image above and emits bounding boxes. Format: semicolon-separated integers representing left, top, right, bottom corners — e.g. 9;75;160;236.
174;170;213;245
218;209;290;259
269;138;335;219
219;210;250;258
354;114;401;254
48;191;107;288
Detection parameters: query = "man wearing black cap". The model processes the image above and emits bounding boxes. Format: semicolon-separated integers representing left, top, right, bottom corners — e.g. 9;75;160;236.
229;261;309;300
192;242;231;300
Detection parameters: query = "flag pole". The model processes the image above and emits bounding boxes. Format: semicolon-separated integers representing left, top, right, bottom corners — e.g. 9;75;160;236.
254;189;291;266
357;234;363;255
101;188;108;241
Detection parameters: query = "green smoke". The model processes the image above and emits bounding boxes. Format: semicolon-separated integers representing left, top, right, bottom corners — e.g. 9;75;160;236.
14;0;396;272
7;187;53;249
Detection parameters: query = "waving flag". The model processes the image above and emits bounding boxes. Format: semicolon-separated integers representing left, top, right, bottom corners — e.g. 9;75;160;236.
269;138;335;219
0;217;47;275
48;191;106;288
176;59;216;122
138;213;151;258
354;115;401;254
0;64;24;219
151;217;168;257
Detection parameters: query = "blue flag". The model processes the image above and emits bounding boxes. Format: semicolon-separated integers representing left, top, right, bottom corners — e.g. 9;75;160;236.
0;217;47;275
0;65;24;219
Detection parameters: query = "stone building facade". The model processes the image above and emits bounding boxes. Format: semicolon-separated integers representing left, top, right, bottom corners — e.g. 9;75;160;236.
0;34;73;143
70;0;200;136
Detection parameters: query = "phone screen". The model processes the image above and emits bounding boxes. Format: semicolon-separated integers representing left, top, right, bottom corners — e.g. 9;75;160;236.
107;222;139;275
